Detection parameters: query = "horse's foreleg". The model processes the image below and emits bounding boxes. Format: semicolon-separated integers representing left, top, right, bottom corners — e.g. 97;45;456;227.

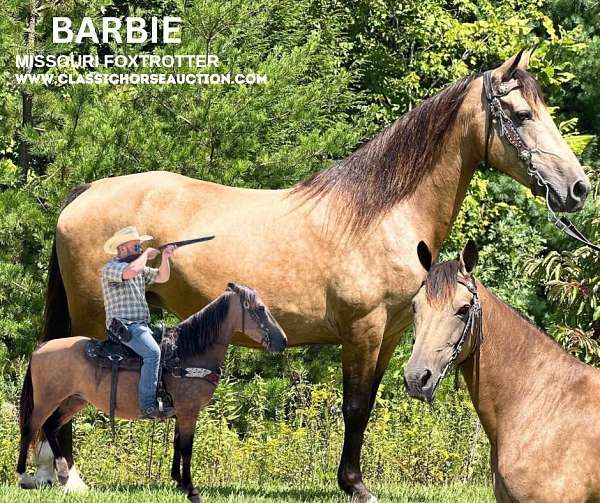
171;421;182;486
337;306;386;503
177;414;202;503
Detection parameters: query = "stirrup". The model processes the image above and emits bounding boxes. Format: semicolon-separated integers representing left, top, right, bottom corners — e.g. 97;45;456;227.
140;405;175;420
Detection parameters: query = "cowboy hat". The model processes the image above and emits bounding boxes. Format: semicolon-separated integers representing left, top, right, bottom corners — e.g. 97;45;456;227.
104;226;153;254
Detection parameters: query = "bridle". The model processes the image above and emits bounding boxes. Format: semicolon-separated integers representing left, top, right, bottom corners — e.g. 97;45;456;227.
239;296;272;349
430;276;483;393
483;70;600;252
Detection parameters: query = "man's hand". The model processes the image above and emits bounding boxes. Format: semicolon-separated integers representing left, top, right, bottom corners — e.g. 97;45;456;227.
145;247;160;260
161;244;177;259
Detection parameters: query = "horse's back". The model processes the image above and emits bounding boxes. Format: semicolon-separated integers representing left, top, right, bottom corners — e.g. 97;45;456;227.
35;336;91;358
59;170;288;224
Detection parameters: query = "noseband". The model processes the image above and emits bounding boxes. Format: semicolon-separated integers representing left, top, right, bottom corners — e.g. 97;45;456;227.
483;70;599;252
239;297;272;349
435;276;484;389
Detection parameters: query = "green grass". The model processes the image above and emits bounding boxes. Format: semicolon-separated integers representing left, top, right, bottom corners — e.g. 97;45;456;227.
0;482;494;502
0;365;494;502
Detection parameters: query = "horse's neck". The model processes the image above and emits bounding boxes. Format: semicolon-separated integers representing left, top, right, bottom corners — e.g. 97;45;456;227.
181;318;233;371
460;285;580;442
380;123;478;254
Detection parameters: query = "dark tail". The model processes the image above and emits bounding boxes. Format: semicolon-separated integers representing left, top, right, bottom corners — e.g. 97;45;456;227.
19;362;33;435
40;183;91;342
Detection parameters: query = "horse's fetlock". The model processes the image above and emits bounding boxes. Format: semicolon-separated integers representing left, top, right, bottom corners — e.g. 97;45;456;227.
187;487;202;503
55;457;69;483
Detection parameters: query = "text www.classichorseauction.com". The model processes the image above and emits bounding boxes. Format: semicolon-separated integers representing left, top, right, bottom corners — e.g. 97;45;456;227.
14;16;268;86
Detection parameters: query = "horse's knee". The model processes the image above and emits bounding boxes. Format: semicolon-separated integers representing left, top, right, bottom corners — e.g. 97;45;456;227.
180;440;193;458
342;399;369;422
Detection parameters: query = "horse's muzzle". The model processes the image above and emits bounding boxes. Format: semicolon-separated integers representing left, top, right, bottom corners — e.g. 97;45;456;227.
267;329;287;353
404;367;437;403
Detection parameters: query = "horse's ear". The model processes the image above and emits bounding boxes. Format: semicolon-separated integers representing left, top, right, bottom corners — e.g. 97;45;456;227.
417;241;432;272
226;282;237;292
460;240;478;274
494;49;529;82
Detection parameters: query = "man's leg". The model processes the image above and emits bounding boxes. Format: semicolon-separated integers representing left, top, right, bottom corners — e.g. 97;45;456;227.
122;322;161;413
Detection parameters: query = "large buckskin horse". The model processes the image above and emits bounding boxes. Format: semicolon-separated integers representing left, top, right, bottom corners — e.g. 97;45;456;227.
36;51;590;501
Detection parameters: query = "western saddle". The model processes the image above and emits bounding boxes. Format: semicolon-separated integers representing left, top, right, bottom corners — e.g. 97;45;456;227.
85;322;220;434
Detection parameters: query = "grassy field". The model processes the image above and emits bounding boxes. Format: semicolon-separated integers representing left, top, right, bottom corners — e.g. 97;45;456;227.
0;363;494;502
0;482;494;502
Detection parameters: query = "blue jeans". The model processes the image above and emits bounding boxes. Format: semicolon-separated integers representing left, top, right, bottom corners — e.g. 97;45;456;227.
121;322;160;411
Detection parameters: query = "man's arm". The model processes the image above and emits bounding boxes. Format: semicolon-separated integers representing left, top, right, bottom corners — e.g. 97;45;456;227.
122;248;158;280
154;245;177;283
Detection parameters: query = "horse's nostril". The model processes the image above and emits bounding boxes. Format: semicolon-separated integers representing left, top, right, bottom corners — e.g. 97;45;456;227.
571;179;590;201
403;375;408;389
420;368;432;387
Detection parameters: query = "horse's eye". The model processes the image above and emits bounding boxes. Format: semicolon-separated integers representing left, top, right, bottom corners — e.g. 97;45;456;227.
456;305;470;317
515;110;532;123
411;302;416;314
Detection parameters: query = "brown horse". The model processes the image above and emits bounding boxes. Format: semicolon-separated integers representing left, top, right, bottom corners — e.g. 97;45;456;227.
18;283;286;503
405;242;600;503
37;50;590;501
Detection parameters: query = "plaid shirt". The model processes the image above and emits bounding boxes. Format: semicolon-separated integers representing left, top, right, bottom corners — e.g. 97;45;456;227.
101;258;159;328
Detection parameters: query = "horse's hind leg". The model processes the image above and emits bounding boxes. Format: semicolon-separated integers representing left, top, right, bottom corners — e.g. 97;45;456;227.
41;397;88;491
42;409;69;484
17;403;59;488
171;421;182;486
17;425;37;488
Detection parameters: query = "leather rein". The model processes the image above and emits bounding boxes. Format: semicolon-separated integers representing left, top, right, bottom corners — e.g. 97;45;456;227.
483;70;600;252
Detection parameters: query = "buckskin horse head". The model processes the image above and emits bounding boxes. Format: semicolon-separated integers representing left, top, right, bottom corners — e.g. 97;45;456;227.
478;50;590;212
404;240;481;402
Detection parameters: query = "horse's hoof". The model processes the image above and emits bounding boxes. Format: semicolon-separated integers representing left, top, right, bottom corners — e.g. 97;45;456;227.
63;466;89;494
18;473;38;489
188;488;203;503
349;487;378;503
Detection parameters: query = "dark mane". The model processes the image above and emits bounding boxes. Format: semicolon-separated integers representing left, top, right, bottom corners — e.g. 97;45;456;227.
175;283;259;356
291;73;477;235
425;260;461;307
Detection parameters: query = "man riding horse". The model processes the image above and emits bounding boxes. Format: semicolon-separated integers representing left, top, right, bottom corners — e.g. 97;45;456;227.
101;226;178;419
